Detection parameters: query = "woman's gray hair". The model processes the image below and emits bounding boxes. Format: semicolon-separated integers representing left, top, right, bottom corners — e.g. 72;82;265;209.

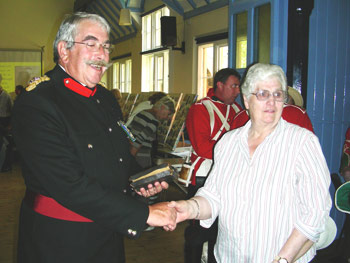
241;63;287;99
53;12;110;63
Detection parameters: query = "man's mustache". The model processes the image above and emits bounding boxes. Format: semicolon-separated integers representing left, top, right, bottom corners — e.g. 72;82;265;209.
85;60;112;68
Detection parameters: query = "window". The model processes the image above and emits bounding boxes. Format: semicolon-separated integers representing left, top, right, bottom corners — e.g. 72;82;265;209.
231;2;271;70
141;6;170;92
142;51;169;92
113;59;132;93
142;7;170;51
254;4;271;64
197;40;228;99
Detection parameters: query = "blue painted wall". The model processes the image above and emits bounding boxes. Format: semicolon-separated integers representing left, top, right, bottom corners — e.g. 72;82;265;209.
308;0;350;174
307;0;350;237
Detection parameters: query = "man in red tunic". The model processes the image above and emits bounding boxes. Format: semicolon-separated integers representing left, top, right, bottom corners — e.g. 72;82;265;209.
184;68;242;263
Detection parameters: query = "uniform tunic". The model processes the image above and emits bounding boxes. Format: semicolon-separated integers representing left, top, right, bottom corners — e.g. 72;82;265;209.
185;88;242;185
197;119;332;263
13;65;149;263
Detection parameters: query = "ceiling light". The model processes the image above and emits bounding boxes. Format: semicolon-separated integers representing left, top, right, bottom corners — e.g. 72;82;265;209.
119;9;132;26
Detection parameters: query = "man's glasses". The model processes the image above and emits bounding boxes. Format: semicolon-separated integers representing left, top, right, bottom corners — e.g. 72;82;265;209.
251;90;287;102
71;40;114;54
230;84;240;89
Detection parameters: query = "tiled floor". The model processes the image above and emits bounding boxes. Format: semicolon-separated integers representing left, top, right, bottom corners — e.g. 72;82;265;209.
0;162;187;263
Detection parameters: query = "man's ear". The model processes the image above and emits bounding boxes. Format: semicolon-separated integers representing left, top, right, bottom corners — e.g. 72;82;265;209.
57;41;69;64
216;81;223;90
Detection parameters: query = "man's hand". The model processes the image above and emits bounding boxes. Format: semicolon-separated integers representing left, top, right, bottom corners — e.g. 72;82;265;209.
147;202;177;230
136;181;169;198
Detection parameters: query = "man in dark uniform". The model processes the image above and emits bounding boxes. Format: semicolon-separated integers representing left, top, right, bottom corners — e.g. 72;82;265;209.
12;12;176;263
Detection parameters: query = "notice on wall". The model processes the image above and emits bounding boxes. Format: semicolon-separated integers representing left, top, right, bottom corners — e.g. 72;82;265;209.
0;62;41;93
0;49;42;93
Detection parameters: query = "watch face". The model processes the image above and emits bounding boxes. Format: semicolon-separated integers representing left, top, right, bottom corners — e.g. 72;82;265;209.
278;259;288;263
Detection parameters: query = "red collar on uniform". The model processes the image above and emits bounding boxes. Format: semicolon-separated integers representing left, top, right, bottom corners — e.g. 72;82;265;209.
63;78;97;98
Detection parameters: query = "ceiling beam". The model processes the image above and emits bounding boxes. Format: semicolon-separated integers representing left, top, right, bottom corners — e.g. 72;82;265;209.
162;0;184;16
184;0;228;20
186;0;196;9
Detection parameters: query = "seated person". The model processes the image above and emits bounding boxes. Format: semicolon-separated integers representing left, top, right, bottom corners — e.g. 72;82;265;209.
126;92;167;126
232;86;314;132
127;95;175;168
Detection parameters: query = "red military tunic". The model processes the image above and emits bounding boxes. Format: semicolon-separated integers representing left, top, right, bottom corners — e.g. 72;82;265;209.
186;88;242;185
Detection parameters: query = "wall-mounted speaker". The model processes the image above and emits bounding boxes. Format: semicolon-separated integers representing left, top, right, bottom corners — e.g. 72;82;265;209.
161;16;177;47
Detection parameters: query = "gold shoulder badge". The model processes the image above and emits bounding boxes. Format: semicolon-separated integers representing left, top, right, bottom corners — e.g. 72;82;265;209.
98;81;107;89
26;76;50;91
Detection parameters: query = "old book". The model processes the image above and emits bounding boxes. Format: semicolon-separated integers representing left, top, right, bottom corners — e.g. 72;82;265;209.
129;163;177;191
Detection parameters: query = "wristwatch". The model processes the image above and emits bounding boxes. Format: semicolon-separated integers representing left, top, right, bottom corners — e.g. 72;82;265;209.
274;256;289;263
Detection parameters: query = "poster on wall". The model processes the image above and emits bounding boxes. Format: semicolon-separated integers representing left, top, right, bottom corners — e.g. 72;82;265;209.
0;62;41;93
0;50;42;94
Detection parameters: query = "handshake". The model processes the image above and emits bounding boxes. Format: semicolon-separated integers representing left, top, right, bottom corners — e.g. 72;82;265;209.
146;197;209;231
146;201;189;231
135;179;210;231
136;181;193;230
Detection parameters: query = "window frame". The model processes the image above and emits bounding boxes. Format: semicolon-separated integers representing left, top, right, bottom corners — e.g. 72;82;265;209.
141;50;169;92
196;39;229;99
141;6;170;92
112;58;132;93
228;0;288;73
142;6;170;52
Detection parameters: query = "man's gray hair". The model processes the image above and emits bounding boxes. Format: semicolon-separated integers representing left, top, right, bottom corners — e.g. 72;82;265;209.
241;63;287;99
53;12;110;63
153;95;176;113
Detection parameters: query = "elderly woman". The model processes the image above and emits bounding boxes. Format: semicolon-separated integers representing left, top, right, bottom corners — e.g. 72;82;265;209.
170;63;332;263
